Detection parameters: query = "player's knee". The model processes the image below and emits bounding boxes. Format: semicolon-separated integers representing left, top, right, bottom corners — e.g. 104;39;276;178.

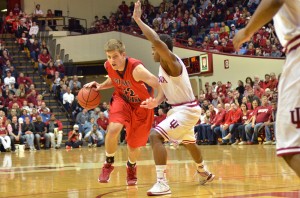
107;126;122;138
149;129;163;143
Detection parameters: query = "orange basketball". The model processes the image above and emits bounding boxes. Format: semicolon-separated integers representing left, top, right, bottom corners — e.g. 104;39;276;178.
77;87;101;110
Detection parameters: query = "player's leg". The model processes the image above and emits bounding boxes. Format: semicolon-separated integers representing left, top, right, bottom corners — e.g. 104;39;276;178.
147;128;170;196
98;122;123;183
125;106;154;186
283;154;300;177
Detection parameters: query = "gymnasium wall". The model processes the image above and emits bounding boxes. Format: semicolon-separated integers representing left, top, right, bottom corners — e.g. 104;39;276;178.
22;0;162;28
54;32;284;102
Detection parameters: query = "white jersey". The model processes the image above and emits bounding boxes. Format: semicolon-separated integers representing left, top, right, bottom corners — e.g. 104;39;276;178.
273;1;300;47
158;56;195;105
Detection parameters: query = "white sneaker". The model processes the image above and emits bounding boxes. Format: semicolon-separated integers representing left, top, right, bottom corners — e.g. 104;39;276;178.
88;143;92;148
198;170;215;185
147;180;171;196
238;141;247;145
263;141;273;145
272;141;276;145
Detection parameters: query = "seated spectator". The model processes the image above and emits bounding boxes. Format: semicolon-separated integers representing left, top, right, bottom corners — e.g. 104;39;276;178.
8;115;23;152
20;109;31;122
4;70;16;89
38;48;51;76
45;61;56;88
86;124;105;147
52;71;61;94
97;112;109;131
46;9;57;31
76;108;90;135
34;115;50;150
29;39;40;64
21;116;36;151
40;108;51;123
29;21;39;36
54;55;65;77
5;11;16;33
263;100;277;145
63;87;74;112
270;45;281;57
17;73;32;89
69;75;82;90
0;117;11;152
65;124;83;149
46;114;63;149
83;117;96;136
89;107;101;121
103;104;110;118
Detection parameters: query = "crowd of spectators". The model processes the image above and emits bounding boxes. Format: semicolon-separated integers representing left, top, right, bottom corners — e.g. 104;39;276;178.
90;0;284;57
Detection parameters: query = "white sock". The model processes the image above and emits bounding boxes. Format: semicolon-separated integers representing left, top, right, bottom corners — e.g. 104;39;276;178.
156;165;167;181
105;152;115;157
196;161;205;172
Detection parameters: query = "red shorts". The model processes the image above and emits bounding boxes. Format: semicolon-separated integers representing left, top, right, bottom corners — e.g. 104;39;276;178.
109;94;154;148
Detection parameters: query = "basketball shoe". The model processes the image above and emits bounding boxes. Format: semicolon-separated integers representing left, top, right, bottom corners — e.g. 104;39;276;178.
126;165;137;186
147;180;171;196
197;169;215;185
98;163;114;183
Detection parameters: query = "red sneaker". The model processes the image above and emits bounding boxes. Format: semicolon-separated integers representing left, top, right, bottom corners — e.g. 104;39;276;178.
126;165;137;186
98;163;114;183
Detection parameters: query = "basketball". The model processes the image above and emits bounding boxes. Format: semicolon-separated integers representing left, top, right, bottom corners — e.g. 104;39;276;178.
77;87;101;110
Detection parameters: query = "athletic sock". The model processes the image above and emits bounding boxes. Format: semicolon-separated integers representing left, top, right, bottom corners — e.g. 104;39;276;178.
196;161;205;172
156;165;167;181
127;160;136;168
105;152;115;164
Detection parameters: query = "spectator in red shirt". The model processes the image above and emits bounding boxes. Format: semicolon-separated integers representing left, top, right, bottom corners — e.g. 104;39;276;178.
5;11;15;33
221;103;242;143
245;42;255;55
245;96;271;144
253;82;265;98
210;22;220;34
153;108;167;127
97;112;109;131
65;124;83;149
261;74;272;90
38;48;51;76
17;73;33;88
216;81;227;96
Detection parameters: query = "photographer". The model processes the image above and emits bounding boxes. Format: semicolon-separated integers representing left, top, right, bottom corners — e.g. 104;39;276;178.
65;124;83;149
84;124;105;147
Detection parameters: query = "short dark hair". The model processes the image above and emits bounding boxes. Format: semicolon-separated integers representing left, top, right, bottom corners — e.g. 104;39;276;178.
159;34;173;51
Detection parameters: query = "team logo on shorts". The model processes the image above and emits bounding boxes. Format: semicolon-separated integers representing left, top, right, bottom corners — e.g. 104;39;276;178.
170;119;179;129
290;107;300;128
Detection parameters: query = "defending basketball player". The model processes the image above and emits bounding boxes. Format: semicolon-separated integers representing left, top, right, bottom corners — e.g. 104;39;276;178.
233;0;300;177
133;1;215;196
84;39;159;185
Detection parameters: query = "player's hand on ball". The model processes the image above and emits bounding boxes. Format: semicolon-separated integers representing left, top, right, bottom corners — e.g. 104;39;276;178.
84;81;102;91
140;97;158;109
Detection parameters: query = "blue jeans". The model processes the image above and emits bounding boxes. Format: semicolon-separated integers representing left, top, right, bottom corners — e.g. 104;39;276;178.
252;123;264;143
88;136;104;147
238;124;247;142
213;126;221;142
38;63;46;75
220;127;229;143
265;123;275;141
245;123;254;142
23;134;35;149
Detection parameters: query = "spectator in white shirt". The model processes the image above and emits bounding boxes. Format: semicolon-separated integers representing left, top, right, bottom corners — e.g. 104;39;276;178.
4;71;16;89
29;21;39;36
33;4;44;17
63;87;74;112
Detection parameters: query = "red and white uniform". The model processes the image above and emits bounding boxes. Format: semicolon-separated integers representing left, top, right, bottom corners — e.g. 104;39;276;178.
273;1;300;156
105;57;154;148
155;56;200;144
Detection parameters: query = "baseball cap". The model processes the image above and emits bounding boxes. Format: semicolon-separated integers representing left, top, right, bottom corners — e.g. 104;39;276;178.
231;24;235;27
73;124;79;129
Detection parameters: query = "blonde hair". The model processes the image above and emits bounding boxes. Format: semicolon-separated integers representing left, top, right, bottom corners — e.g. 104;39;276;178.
104;39;125;53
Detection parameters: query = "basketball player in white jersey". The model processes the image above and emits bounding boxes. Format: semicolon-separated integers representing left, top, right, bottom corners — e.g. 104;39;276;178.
133;1;215;196
233;0;300;177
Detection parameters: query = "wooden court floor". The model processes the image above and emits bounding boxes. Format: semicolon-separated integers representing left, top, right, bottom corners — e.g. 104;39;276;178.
1;145;300;198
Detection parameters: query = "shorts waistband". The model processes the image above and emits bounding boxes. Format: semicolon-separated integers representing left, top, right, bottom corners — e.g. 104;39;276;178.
284;34;300;54
170;100;199;108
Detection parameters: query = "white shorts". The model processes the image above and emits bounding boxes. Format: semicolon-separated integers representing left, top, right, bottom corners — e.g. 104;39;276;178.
276;47;300;156
155;102;201;144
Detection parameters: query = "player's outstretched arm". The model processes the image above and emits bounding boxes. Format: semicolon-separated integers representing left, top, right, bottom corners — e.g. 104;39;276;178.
133;0;181;76
133;64;159;89
84;77;114;91
233;0;285;50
